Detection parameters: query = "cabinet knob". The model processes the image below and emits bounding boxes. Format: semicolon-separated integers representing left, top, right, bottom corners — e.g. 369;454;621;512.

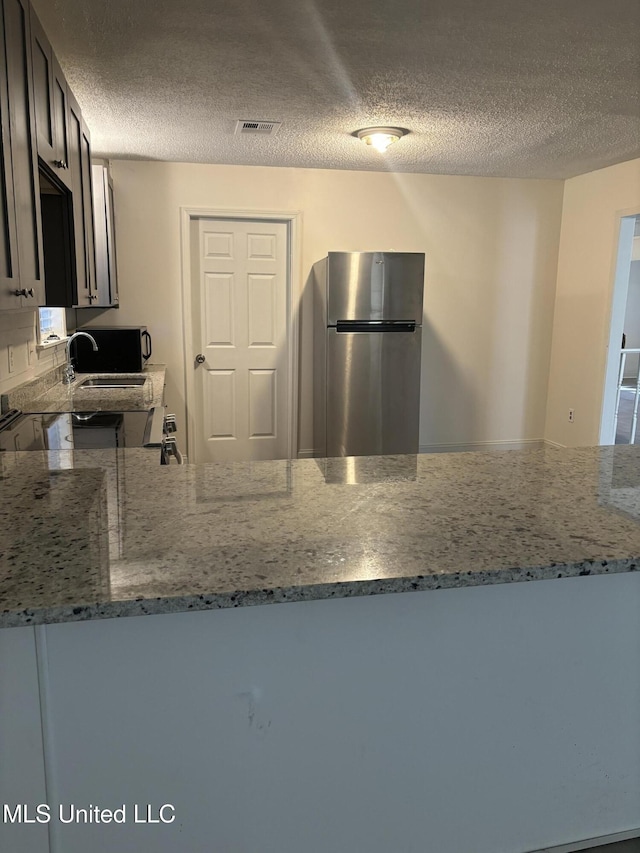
195;354;206;365
53;159;68;170
27;288;34;298
13;288;33;297
88;294;97;301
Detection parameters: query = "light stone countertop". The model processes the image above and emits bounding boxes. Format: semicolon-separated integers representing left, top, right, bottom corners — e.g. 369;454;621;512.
1;444;639;628
1;364;166;414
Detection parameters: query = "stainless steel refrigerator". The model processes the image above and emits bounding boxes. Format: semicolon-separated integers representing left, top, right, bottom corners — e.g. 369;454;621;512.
313;251;424;457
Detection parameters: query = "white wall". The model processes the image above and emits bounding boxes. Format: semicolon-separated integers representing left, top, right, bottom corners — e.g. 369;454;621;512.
545;158;640;447
93;162;563;455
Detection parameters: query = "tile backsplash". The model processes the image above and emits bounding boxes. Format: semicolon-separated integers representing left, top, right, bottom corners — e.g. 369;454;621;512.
0;309;75;400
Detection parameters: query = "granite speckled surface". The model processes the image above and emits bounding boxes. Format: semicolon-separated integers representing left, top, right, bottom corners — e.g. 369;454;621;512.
2;364;166;413
1;444;640;628
0;363;67;413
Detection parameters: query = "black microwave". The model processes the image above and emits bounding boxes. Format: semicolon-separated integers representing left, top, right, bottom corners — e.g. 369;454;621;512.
72;327;152;373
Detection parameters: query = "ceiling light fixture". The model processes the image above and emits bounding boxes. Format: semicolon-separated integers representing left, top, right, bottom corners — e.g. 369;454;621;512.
356;126;406;153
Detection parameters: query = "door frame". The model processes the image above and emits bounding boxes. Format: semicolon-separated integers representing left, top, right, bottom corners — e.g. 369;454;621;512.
599;209;640;444
180;207;302;461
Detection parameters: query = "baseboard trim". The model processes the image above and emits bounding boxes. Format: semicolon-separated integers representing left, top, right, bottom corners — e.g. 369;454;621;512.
297;448;316;459
528;827;640;852
419;439;546;454
544;439;567;449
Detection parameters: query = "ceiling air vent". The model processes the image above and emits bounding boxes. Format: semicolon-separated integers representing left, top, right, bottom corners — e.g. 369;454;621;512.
235;120;282;136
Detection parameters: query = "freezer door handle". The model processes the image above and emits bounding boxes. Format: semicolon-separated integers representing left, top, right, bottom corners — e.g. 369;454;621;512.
335;320;417;333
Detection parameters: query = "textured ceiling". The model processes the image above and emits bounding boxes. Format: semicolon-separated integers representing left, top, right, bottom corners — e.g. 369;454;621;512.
31;0;640;178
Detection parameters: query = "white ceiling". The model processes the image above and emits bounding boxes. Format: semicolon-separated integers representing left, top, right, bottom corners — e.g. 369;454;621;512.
31;0;640;179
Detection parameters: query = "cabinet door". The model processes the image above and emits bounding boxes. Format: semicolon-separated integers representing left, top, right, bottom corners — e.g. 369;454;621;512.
80;117;97;302
30;11;71;190
106;178;118;305
0;0;20;310
90;162;118;308
3;0;44;305
29;8;54;164
67;89;90;306
50;56;71;188
91;162;108;304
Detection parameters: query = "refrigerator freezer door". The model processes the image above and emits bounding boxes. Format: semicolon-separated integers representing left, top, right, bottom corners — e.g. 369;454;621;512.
326;327;422;457
327;252;424;324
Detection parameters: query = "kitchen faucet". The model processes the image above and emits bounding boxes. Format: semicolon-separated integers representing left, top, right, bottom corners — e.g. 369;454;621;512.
63;332;99;384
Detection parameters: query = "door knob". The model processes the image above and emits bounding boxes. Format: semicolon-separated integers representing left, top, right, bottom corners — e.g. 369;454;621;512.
195;354;206;365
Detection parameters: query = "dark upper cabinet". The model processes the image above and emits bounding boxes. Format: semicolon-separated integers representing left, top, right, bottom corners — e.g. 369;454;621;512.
0;0;19;310
65;89;98;307
80;116;97;301
106;175;118;306
0;0;98;311
29;10;52;157
51;57;70;182
89;161;119;308
30;8;71;189
2;0;44;307
41;113;100;309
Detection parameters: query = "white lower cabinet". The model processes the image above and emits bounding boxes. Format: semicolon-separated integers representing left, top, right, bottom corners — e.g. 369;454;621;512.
1;573;639;852
0;627;49;853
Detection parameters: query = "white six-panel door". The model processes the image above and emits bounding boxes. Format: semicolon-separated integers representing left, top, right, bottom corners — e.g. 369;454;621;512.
193;218;289;462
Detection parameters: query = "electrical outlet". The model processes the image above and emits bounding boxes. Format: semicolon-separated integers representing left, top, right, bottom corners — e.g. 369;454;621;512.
7;345;14;373
568;409;575;423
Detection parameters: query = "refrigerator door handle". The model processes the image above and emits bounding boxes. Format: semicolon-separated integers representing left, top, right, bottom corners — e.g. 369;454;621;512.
335;320;417;333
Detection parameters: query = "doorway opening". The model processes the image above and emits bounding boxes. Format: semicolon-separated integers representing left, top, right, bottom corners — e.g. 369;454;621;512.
600;214;640;445
180;208;300;463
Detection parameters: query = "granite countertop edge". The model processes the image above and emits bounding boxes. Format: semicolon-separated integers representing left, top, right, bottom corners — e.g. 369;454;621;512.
2;363;167;414
2;556;635;629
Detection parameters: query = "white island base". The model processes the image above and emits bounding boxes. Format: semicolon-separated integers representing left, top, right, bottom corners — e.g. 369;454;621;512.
1;572;639;853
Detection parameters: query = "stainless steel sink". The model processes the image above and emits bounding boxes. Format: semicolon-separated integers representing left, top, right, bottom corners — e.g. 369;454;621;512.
78;377;147;389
